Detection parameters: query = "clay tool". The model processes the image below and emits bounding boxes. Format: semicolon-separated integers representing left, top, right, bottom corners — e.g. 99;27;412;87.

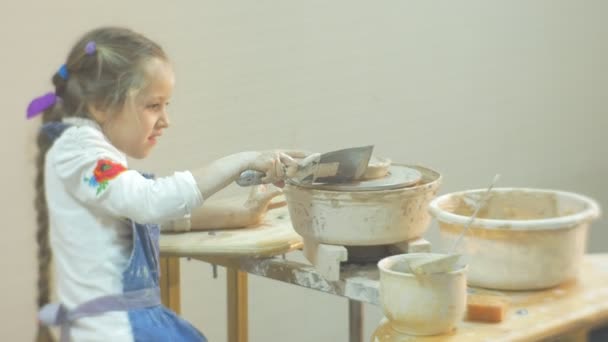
236;145;374;186
409;174;501;275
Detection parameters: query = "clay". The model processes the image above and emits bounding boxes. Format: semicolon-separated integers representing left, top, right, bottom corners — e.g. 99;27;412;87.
362;156;391;180
452;191;561;221
409;254;461;275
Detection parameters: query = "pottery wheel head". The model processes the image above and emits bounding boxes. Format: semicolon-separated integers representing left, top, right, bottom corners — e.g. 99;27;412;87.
297;165;422;191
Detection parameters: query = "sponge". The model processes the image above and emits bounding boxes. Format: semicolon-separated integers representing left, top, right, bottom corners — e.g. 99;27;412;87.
466;294;509;323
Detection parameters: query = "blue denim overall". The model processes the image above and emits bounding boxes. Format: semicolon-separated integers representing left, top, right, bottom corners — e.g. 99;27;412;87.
38;122;207;342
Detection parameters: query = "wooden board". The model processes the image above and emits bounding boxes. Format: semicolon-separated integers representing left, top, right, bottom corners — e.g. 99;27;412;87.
160;206;303;258
372;254;608;341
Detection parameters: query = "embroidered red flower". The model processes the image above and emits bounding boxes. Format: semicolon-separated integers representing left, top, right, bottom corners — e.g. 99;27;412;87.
94;159;127;182
84;159;127;195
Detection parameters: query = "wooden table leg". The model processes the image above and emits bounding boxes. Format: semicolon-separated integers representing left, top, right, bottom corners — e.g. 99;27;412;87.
560;328;589;342
160;256;181;314
349;300;364;342
227;268;248;342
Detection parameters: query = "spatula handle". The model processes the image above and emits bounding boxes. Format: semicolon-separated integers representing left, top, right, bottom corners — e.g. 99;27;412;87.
236;153;320;186
236;170;265;186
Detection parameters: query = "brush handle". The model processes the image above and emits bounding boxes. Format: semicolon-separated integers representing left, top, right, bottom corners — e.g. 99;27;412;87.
450;174;501;253
236;170;265;186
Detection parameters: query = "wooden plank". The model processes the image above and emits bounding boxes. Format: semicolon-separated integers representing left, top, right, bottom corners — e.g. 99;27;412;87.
160;206;302;258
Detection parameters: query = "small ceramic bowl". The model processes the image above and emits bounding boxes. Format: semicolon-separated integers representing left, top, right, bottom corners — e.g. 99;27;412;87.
378;253;467;336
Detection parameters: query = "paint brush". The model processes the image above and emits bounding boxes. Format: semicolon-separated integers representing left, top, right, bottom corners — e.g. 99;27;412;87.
409;174;501;275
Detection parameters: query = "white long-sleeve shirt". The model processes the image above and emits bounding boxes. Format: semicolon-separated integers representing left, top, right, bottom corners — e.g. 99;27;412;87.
45;117;203;341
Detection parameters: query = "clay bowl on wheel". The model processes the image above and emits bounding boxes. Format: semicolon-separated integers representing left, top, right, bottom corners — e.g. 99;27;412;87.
284;164;441;246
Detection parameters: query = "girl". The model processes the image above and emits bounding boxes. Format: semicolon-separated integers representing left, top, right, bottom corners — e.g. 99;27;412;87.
29;27;301;341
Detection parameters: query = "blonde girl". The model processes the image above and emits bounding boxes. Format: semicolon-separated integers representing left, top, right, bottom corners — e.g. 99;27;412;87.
29;27;300;341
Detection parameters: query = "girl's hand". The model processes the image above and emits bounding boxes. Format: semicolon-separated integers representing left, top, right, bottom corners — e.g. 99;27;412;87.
246;150;309;185
242;184;286;226
191;149;309;201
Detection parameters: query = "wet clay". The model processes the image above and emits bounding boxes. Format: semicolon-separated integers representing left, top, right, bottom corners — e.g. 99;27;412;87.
449;191;567;220
363;156;392;180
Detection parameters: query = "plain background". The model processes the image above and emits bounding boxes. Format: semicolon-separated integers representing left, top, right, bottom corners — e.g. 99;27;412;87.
1;1;606;341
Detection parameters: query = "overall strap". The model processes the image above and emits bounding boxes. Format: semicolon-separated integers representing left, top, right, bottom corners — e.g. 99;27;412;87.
41;121;72;142
38;287;161;342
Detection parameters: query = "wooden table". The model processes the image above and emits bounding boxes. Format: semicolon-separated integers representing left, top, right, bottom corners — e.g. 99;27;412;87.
159;205;608;341
159;205;303;342
372;254;608;341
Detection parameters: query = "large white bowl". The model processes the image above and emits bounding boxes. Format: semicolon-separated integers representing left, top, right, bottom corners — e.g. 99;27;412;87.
429;188;601;290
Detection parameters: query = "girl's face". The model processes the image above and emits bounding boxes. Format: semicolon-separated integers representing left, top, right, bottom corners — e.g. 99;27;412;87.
101;58;175;159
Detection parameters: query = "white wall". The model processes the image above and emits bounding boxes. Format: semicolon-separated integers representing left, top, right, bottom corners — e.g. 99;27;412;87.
2;1;606;341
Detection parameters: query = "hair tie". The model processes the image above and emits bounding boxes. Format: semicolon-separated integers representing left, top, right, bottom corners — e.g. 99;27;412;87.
85;41;96;55
27;41;96;120
58;64;69;80
26;92;58;119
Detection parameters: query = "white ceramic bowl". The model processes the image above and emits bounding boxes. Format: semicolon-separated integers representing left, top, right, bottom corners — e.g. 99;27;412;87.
378;253;467;336
429;188;601;290
284;165;441;246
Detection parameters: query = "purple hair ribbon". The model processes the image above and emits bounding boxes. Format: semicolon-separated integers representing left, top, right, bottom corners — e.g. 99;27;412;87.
26;92;58;119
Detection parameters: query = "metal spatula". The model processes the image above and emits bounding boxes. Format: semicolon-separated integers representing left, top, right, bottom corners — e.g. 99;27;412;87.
236;145;374;186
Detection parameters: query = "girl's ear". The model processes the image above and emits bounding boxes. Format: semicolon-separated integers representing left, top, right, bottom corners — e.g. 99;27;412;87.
87;103;109;124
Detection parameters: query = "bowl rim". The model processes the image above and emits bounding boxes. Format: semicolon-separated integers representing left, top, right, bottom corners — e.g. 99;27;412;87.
428;187;601;230
378;253;468;277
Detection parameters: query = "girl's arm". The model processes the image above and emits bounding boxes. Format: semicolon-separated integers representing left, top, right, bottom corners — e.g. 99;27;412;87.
52;126;304;224
190;151;295;200
188;185;285;230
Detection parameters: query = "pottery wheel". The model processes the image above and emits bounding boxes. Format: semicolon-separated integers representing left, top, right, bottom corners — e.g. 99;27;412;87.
293;165;422;191
345;245;393;263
